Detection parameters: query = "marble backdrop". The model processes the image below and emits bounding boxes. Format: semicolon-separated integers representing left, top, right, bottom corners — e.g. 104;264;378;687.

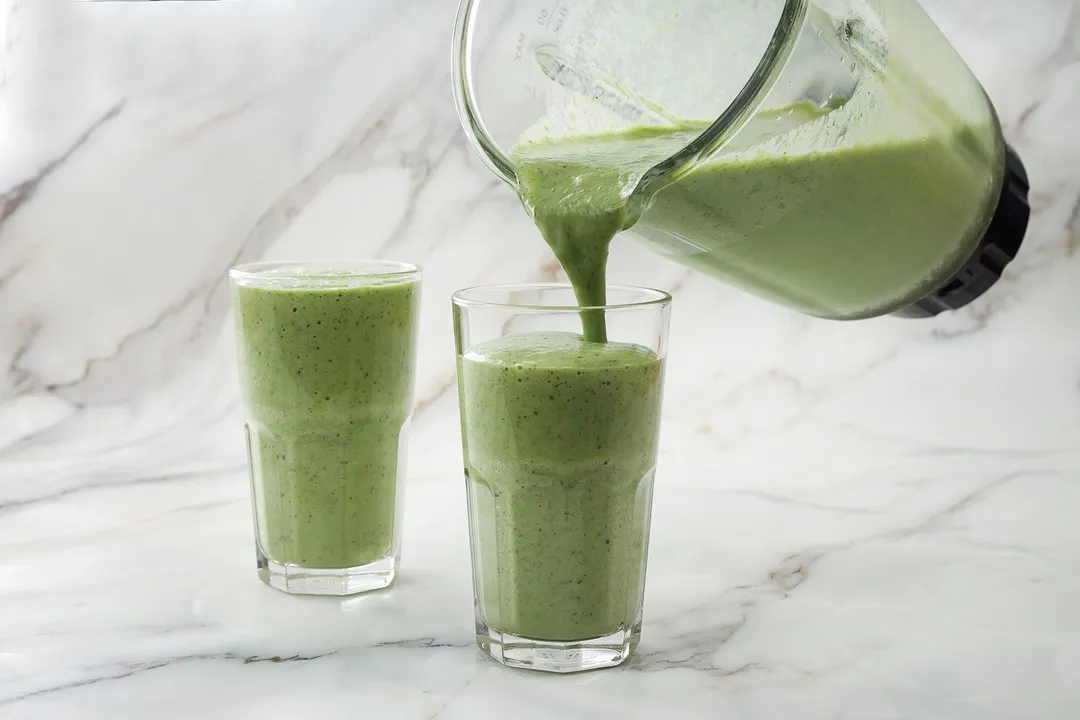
1;0;1079;717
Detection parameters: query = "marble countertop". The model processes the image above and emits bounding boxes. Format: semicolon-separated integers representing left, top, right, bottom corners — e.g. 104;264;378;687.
2;0;1079;717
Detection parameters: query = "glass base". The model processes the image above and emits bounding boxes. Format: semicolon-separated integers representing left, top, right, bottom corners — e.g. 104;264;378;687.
476;622;640;673
257;553;396;596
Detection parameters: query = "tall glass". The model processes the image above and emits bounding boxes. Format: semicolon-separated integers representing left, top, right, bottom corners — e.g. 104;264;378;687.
453;284;671;673
230;261;420;596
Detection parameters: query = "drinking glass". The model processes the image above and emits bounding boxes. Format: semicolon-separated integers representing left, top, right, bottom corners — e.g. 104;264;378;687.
231;260;420;595
453;283;671;672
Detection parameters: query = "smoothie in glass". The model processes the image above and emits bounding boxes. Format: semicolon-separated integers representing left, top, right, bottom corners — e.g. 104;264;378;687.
231;261;419;595
454;285;670;672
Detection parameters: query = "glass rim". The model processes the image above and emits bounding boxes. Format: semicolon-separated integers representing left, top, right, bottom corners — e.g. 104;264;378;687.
451;283;672;312
229;259;421;288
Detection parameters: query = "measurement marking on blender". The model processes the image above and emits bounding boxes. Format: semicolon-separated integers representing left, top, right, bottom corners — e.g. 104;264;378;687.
538;1;564;31
552;6;568;34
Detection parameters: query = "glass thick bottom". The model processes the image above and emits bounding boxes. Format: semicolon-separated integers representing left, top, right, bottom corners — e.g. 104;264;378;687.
256;546;396;596
476;619;641;673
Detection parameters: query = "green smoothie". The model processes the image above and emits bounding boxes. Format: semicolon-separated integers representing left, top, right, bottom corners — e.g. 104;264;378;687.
512;102;1000;323
459;332;664;641
513;127;701;341
233;270;418;572
635;124;998;318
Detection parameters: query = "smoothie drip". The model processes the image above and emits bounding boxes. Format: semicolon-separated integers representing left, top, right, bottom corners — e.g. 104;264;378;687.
512;128;696;342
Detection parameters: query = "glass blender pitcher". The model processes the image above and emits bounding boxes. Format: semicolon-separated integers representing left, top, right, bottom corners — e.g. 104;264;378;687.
452;0;1030;320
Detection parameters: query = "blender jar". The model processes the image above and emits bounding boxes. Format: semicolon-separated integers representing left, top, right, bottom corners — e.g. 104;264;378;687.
452;0;1030;320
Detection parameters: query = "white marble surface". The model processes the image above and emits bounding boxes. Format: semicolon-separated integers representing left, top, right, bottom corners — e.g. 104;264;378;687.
1;0;1079;717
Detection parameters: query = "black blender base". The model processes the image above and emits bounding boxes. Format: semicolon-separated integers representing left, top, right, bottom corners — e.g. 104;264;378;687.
893;144;1030;319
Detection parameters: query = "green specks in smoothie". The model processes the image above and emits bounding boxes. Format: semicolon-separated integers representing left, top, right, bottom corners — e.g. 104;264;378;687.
513;109;998;320
233;276;419;570
637;123;998;317
459;331;663;641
